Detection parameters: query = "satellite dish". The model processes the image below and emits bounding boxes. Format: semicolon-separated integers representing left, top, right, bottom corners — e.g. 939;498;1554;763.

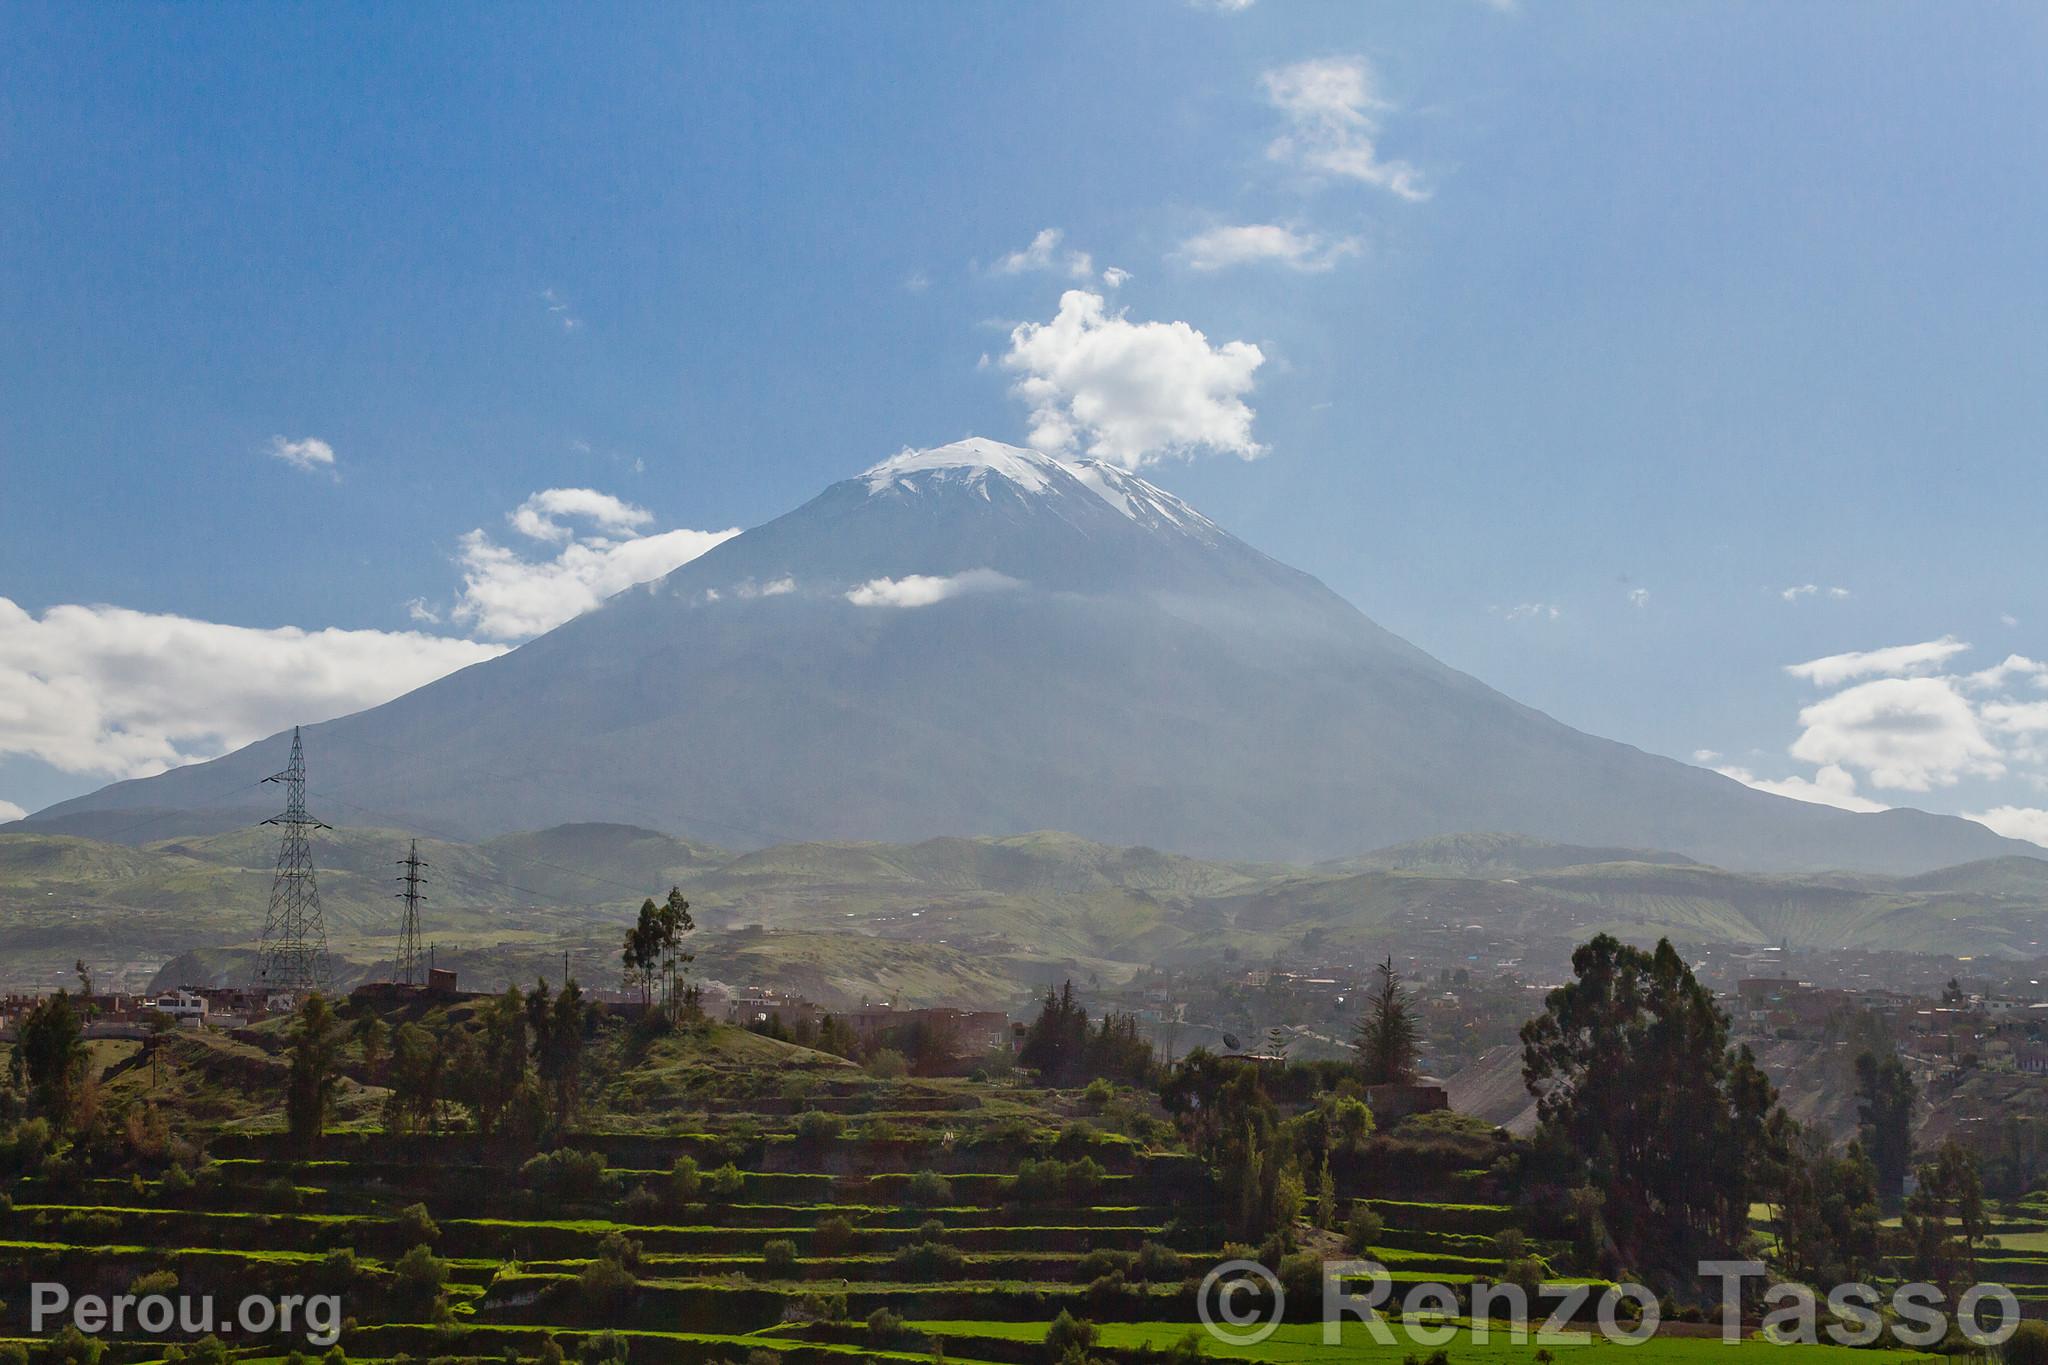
1222;1032;1241;1052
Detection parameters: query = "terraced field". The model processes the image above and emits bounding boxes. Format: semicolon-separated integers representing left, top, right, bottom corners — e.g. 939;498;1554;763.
0;1019;1971;1365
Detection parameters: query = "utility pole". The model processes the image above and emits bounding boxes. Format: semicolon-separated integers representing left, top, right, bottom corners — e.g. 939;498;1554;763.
255;727;332;996
395;840;429;986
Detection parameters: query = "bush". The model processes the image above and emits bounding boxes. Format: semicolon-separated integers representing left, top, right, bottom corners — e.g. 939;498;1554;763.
904;1169;953;1206
396;1201;440;1244
868;1050;909;1080
1133;1240;1183;1283
1082;1078;1114;1110
669;1155;702;1205
621;1183;664;1220
392;1243;449;1310
1044;1312;1096;1363
318;1246;360;1292
702;1162;746;1199
596;1232;644;1272
128;1269;178;1297
1074;1248;1132;1283
578;1330;629;1365
1343;1204;1384;1252
892;1237;965;1280
523;1148;610;1202
795;1109;843;1147
813;1214;856;1256
866;1308;906;1344
761;1238;800;1278
160;1161;194;1198
2009;1321;2048;1365
43;1328;105;1365
0;1345;24;1365
1277;1251;1323;1308
579;1255;636;1313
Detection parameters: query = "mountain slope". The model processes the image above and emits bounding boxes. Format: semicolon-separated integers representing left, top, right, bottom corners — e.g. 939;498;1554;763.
22;438;2040;874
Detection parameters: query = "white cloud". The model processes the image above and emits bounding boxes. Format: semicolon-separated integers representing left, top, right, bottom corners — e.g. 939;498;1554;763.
266;435;337;477
0;798;26;823
1716;762;1888;813
1261;56;1427;201
1498;603;1560;622
992;228;1096;281
725;577;796;601
1966;654;2048;692
1002;290;1264;469
1966;806;2048;849
1190;0;1255;10
846;569;1022;609
1780;583;1851;602
1785;636;1968;688
0;597;506;781
1101;267;1131;289
1178;224;1362;273
1692;749;1721;764
1627;587;1650;609
508;488;652;543
404;598;441;625
452;489;738;640
1787;676;2003;792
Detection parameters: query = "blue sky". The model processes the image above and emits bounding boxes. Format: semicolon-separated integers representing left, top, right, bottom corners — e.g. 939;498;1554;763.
5;2;2048;842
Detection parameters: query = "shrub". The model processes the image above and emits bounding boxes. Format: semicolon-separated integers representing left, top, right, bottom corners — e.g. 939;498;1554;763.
177;1338;228;1365
1343;1204;1384;1252
892;1237;965;1280
702;1162;746;1200
669;1155;702;1204
522;1148;610;1201
0;1345;25;1365
396;1201;440;1244
2010;1322;2048;1365
578;1330;629;1365
392;1243;449;1310
1133;1240;1183;1283
43;1327;106;1365
794;1110;843;1147
1044;1312;1096;1362
761;1238;800;1278
621;1183;664;1220
596;1232;644;1272
1277;1251;1323;1308
1074;1248;1132;1283
867;1050;909;1080
904;1169;953;1206
1063;1155;1105;1201
128;1269;178;1297
1085;1270;1132;1306
813;1214;856;1256
866;1308;906;1344
1081;1078;1114;1111
579;1255;636;1314
318;1246;360;1292
160;1162;194;1198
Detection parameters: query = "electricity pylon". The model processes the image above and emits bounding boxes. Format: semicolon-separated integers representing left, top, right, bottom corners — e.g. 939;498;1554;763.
395;839;428;985
255;727;332;996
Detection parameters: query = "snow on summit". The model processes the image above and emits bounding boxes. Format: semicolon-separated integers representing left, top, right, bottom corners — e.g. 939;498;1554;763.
862;438;1220;539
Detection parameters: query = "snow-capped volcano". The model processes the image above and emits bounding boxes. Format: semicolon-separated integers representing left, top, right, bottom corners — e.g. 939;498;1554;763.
27;437;2040;874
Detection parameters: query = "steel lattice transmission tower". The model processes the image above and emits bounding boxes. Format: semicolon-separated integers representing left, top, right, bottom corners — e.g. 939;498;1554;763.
395;839;428;986
255;727;333;995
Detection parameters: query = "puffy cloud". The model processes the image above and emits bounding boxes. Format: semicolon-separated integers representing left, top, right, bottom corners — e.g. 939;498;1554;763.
1101;267;1131;289
1627;588;1650;609
1787;676;2003;792
1003;290;1264;468
453;491;738;641
508;488;652;543
0;597;506;781
1261;56;1427;201
1780;583;1851;602
1785;636;1968;688
1692;748;1721;764
1966;654;2048;692
1715;762;1887;813
992;228;1095;281
845;569;1022;609
1966;806;2048;849
0;798;25;823
1177;224;1361;273
266;435;337;476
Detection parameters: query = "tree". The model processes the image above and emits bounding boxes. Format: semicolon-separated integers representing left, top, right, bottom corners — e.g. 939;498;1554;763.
1854;1050;1916;1207
1902;1139;1986;1299
529;978;587;1131
1520;935;1783;1276
450;986;537;1143
1354;956;1420;1086
384;1022;446;1134
1019;981;1091;1085
1771;1123;1881;1287
16;992;89;1130
352;1014;388;1082
286;995;346;1152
